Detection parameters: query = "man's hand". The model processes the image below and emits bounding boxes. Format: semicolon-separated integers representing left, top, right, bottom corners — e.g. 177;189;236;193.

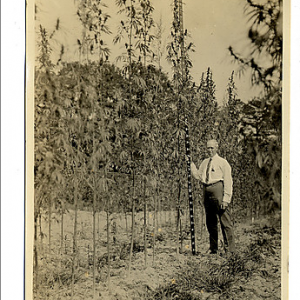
220;201;229;210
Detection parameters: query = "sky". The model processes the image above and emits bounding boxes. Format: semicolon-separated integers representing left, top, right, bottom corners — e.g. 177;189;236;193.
34;0;264;103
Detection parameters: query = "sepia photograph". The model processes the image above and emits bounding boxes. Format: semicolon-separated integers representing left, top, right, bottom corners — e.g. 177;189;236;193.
25;0;287;299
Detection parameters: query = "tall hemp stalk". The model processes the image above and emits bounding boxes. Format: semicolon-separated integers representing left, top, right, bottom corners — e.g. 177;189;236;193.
66;91;80;298
92;105;97;299
71;176;79;300
76;2;111;297
114;0;140;273
171;0;196;255
70;71;85;300
70;96;83;299
34;21;64;292
152;184;158;265
169;0;183;257
48;192;52;253
143;177;147;267
129;167;136;272
138;0;155;268
152;17;164;250
106;197;111;293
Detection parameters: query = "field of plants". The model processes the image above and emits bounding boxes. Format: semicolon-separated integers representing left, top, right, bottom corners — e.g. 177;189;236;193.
33;0;283;299
35;209;281;300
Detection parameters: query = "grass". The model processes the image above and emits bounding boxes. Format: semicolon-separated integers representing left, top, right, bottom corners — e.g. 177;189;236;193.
146;222;281;300
34;213;281;300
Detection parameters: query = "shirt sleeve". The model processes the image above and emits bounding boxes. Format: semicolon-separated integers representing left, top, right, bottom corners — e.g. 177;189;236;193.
222;160;233;203
191;162;201;180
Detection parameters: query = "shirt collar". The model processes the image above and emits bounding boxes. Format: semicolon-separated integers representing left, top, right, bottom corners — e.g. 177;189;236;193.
209;153;219;161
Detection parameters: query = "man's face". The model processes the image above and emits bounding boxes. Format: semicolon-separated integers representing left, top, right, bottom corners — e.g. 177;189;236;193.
207;141;218;157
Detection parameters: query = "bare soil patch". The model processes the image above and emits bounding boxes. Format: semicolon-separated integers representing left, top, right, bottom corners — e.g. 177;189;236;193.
34;210;281;299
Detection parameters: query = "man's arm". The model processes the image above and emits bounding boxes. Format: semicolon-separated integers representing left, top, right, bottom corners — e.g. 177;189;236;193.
191;162;201;180
222;160;233;204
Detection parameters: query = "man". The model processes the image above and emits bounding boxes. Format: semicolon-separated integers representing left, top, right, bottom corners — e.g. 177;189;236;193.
191;139;235;254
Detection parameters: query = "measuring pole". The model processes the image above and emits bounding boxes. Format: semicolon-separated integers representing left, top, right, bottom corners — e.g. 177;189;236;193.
178;0;196;255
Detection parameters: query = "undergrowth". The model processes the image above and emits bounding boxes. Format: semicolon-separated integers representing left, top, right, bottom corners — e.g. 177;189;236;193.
146;222;281;300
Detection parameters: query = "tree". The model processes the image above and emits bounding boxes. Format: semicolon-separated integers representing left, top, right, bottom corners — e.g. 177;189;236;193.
228;0;282;209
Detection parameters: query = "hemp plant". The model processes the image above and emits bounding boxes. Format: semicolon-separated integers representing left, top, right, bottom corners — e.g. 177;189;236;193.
167;0;196;255
76;0;111;62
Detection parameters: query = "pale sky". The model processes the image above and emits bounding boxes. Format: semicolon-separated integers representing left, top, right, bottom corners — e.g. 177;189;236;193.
35;0;264;103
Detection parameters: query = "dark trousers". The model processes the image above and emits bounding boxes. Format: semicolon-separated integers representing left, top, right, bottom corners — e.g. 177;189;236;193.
204;181;235;253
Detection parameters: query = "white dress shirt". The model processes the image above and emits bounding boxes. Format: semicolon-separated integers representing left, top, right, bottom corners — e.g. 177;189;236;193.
191;154;233;203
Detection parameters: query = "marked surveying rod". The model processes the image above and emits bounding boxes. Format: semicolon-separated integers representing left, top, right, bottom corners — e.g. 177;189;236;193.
178;0;196;255
184;116;196;255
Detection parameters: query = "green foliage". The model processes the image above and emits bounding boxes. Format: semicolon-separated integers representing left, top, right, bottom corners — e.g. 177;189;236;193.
114;0;155;66
166;0;194;87
34;0;282;225
229;0;282;209
229;0;282;90
75;0;111;62
215;72;252;210
148;284;199;300
36;25;54;71
35;0;283;223
146;220;280;299
190;68;218;162
35;28;66;219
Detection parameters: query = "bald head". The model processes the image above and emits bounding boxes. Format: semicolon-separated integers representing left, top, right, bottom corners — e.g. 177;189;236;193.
207;139;218;157
207;139;218;149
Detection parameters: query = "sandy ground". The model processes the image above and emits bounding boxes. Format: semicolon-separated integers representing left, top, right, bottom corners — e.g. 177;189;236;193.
34;208;281;299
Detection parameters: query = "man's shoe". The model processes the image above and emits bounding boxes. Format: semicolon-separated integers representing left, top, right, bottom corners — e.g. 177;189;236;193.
205;248;218;254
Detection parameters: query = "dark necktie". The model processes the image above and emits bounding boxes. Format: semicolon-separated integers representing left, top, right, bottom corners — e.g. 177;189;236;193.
206;158;212;184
